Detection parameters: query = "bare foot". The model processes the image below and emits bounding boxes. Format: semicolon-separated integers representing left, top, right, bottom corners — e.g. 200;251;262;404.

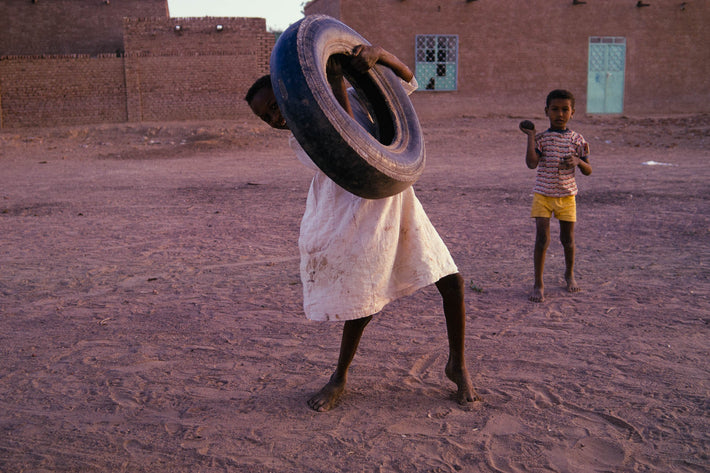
445;359;481;404
566;276;581;293
307;375;345;412
529;284;545;302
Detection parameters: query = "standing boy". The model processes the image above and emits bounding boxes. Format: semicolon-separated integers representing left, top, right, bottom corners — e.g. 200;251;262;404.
520;89;593;303
245;44;479;411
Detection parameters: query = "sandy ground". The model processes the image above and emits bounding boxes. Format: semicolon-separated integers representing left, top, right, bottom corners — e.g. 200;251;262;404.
0;112;708;473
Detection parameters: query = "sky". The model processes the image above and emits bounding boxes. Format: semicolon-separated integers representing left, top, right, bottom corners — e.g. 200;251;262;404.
167;0;306;31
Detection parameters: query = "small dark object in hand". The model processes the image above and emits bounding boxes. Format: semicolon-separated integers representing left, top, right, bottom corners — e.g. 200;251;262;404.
520;120;535;130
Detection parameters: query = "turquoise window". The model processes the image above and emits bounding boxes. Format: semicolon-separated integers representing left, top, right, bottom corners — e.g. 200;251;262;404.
415;35;458;91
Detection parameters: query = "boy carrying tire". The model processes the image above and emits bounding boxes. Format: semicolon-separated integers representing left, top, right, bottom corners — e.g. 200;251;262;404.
245;43;479;412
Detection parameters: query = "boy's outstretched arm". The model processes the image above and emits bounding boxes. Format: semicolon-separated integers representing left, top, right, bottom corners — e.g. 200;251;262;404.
326;45;414;118
350;45;414;83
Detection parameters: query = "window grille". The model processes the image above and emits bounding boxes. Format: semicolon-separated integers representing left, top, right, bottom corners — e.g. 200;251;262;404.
415;34;458;91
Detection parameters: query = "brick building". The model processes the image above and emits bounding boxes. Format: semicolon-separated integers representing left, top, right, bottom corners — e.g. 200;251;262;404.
1;0;707;128
305;0;710;117
0;0;168;56
0;0;274;128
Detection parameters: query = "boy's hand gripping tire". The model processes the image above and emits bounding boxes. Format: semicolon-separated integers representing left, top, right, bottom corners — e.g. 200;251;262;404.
270;15;425;199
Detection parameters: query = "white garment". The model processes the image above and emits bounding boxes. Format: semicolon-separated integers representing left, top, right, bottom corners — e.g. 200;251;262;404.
291;79;458;321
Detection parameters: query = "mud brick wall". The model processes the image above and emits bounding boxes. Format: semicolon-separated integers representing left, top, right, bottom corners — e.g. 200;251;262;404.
0;54;127;128
0;0;168;56
0;14;274;128
302;0;341;19
123;17;274;122
305;0;710;117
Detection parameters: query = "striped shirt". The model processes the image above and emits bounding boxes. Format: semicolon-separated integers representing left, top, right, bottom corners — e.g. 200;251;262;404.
533;128;590;197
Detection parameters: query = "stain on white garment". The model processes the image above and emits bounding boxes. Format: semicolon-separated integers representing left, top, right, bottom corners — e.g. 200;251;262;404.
305;256;328;283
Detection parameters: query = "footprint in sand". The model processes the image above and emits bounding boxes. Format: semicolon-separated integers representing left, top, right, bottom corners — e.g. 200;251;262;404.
180;425;211;455
568;436;626;468
548;392;643;471
481;381;643;471
108;386;142;409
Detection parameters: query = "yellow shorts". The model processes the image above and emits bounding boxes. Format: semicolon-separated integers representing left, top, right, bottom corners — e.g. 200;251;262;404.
531;193;576;222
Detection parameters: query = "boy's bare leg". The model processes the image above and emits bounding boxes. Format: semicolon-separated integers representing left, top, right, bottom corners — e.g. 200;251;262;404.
531;217;550;302
436;273;481;404
307;315;372;412
560;220;581;293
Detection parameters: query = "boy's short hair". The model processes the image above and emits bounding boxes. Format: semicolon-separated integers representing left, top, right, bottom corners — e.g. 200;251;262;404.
546;89;575;108
244;75;272;104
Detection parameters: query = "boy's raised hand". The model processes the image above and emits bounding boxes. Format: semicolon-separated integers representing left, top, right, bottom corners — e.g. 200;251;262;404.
519;120;536;136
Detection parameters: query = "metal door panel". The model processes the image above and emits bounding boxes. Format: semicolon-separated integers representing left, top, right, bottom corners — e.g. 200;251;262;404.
587;37;626;114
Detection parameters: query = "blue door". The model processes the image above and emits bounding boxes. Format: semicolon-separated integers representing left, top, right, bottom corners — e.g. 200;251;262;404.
587;37;626;114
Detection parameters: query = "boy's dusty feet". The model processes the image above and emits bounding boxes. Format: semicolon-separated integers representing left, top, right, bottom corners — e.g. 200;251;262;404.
529;284;545;303
307;375;345;412
445;359;481;404
566;275;581;293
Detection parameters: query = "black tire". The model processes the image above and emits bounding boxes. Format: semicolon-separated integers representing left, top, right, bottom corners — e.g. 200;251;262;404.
270;15;425;199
